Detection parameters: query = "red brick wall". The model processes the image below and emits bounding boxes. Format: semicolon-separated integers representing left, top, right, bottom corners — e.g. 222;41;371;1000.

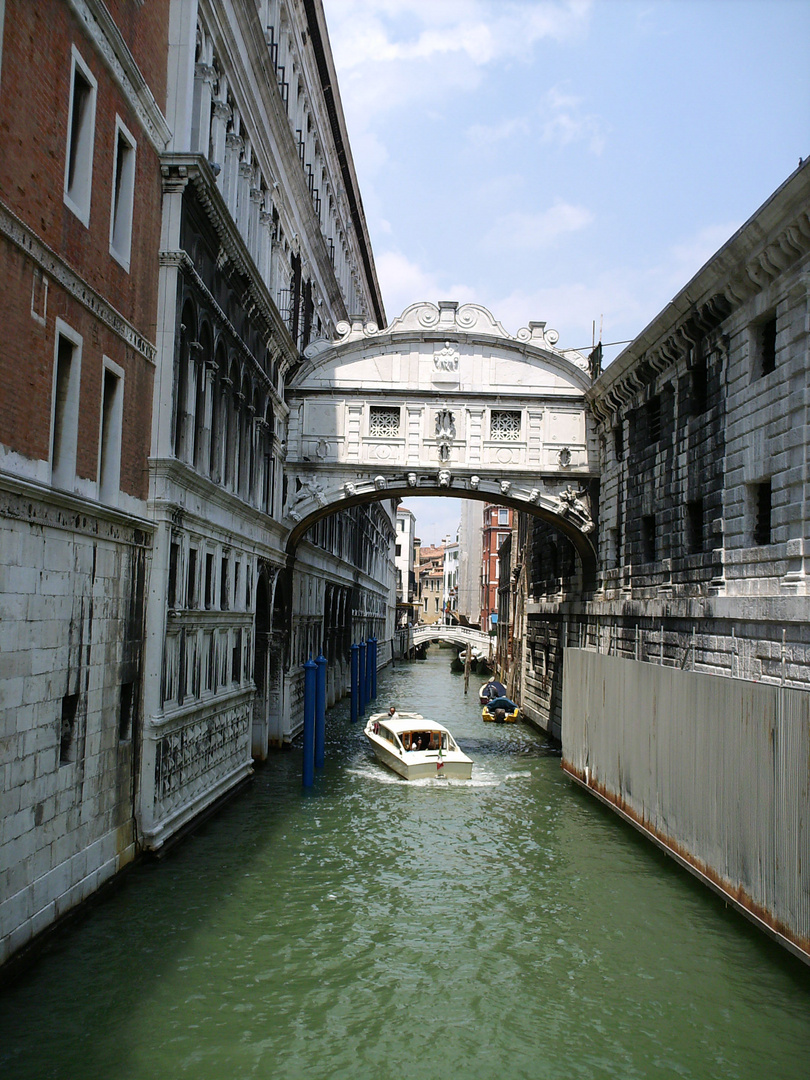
0;0;168;502
0;237;154;500
0;0;167;339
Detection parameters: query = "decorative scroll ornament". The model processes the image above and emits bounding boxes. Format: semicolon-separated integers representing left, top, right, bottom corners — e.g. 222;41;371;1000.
558;446;572;468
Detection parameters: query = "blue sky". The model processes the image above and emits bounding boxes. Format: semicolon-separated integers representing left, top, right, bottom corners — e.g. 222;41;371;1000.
324;0;810;545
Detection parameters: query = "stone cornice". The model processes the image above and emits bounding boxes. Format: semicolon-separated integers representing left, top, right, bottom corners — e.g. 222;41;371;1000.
0;198;157;363
0;470;152;544
65;0;172;153
588;160;810;424
161;154;299;375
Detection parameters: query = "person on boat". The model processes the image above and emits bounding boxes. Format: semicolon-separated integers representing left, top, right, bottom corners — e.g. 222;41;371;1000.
388;705;398;719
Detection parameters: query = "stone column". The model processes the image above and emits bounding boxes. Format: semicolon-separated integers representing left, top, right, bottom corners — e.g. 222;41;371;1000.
191;61;216;158
210;99;230;186
223;131;243;219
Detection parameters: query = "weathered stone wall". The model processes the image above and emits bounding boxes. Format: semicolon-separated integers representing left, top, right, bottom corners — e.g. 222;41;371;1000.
0;490;148;965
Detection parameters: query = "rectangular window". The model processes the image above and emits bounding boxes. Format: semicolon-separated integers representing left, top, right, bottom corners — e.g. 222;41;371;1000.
395;543;402;557
232;628;242;683
119;682;133;741
220;555;229;610
64;47;97;226
490;410;521;441
60;692;79;765
613;423;624;461
646;396;661;445
51;322;82;490
690;360;708;414
110;117;136;270
642;515;656;562
98;360;123;504
686;499;704;554
205;552;214;609
168;540;180;608
369;406;400;437
754;314;777;378
498;508;509;525
753;481;772;545
186;548;197;608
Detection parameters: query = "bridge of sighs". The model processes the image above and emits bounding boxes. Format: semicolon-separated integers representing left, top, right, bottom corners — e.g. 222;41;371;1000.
282;301;600;576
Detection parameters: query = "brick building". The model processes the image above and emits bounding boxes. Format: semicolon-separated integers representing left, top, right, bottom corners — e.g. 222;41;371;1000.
0;0;171;965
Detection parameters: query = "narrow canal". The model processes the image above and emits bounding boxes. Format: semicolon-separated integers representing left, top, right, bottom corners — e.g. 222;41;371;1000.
2;651;810;1079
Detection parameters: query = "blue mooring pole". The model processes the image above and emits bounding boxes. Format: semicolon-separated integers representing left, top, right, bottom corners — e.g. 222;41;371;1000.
359;640;367;717
350;643;359;722
302;657;316;788
315;653;327;768
370;637;378;701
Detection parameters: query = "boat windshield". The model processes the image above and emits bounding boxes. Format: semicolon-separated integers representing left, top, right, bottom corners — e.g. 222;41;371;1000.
402;731;447;752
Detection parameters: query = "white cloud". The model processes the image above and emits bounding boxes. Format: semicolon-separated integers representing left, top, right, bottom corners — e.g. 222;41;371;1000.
485;201;593;251
327;1;592;122
375;250;473;323
538;86;608;154
466;116;531;149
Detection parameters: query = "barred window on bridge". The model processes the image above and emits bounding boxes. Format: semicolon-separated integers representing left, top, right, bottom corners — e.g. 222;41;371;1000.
369;406;401;437
490;410;521;441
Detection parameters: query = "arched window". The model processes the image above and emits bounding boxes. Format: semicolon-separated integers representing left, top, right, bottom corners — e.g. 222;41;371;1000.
174;299;197;460
193;321;213;472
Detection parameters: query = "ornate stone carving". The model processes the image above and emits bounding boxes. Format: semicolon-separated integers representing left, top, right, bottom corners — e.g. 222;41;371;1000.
556;485;594;532
344;481;357;496
438;470;451;488
435;408;456;461
373;475;387;490
558;446;572;468
500;480;512;495
406;472;418;487
469;475;480;489
433;342;459;371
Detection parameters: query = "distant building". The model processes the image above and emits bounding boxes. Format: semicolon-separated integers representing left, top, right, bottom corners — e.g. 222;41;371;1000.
481;504;514;630
418;543;445;624
395;505;417;625
443;535;459;620
457;499;484;625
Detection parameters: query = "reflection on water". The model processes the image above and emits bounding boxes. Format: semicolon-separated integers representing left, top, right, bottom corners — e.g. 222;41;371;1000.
2;650;809;1080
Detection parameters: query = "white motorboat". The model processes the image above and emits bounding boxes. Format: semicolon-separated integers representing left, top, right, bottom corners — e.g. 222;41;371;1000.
364;712;473;780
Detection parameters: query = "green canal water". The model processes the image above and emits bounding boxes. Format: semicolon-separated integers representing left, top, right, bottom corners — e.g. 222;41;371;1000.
2;651;810;1079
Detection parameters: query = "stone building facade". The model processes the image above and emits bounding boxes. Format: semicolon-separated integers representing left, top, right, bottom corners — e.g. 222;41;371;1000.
0;0;171;965
1;0;392;965
520;159;810;739
140;0;388;849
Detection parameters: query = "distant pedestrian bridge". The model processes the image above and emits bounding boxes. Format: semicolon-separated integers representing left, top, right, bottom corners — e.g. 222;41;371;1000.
283;301;599;576
410;623;492;654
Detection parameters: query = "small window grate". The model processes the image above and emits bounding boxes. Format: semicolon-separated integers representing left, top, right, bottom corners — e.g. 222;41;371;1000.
754;481;772;545
369;406;400;437
490;410;521;441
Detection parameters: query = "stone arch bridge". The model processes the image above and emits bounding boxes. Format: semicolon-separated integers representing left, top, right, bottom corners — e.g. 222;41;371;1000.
410;622;493;654
282;302;600;576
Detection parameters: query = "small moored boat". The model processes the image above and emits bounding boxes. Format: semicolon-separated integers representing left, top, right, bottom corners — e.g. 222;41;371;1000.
364;711;473;780
482;695;519;723
479;679;506;705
